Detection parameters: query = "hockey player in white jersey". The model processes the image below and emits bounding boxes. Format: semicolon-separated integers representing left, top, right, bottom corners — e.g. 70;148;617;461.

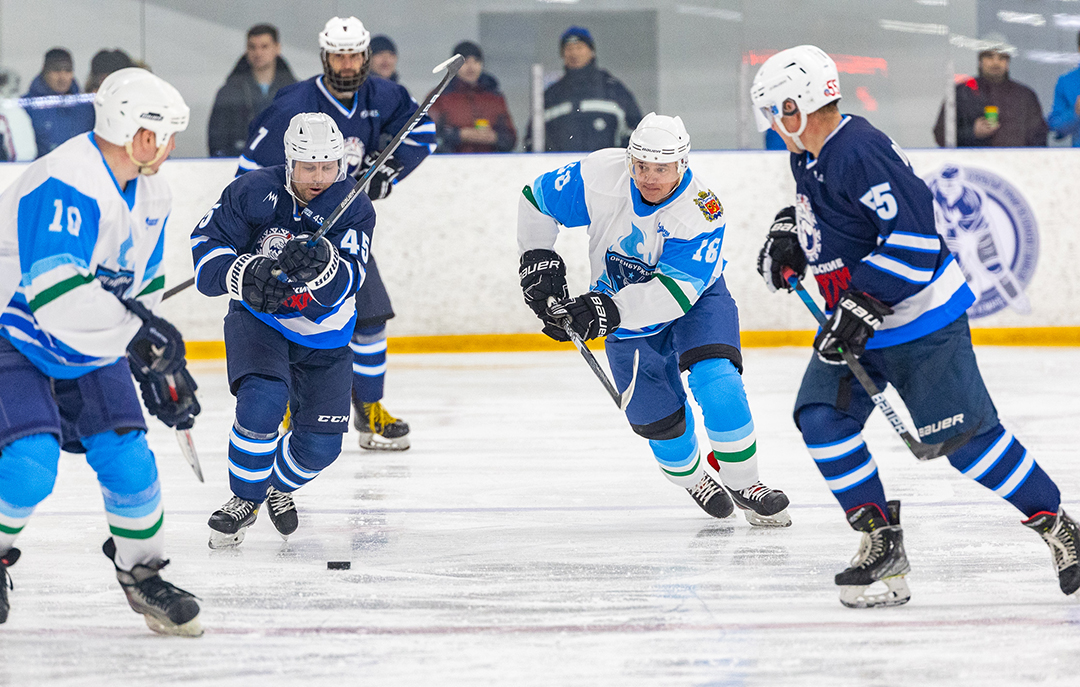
518;113;791;526
0;68;201;636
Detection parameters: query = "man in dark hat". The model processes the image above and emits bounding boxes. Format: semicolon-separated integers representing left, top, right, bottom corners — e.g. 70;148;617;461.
22;47;94;157
86;49;135;93
369;35;399;82
428;40;516;153
525;26;642;152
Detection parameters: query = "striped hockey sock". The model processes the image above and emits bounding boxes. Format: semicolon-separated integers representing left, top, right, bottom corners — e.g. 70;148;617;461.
648;403;703;488
947;423;1060;517
228;424;277;502
688;358;759;490
351;325;387;403
270;431;343;493
799;405;888;515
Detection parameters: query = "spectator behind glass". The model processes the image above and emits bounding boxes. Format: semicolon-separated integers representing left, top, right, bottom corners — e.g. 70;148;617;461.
524;26;642;152
428;41;515;153
1048;31;1080;146
22;48;94;158
207;23;297;158
0;69;36;160
933;34;1048;147
369;35;398;82
85;49;135;93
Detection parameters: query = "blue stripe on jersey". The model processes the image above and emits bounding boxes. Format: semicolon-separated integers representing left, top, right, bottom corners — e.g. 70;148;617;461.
656;224;726;295
88;133;138;210
142;226;166;284
862;253;935;284
16;178;102;277
629;170;693;218
532;162;591;228
868;277;975;348
246;305;358;349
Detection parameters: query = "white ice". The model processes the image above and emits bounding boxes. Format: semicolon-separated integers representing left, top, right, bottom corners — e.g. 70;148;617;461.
2;347;1079;686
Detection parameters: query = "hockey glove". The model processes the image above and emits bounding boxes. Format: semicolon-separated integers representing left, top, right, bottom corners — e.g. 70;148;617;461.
358;152;404;200
226;254;293;314
814;290;894;364
545;292;620;342
756;206;807;292
519;249;569;319
276;233;338;285
125;301;187;376
129;362;201;430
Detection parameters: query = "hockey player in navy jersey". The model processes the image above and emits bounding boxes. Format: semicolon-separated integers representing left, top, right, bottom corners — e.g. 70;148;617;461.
751;45;1077;607
193;112;371;548
518;113;791;527
238;16;435;452
0;68;201;636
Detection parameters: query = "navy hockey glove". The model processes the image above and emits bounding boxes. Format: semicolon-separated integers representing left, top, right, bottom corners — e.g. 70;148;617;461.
756;206;807;292
358;152;404;200
125;300;186;376
129;363;200;430
226;254;292;314
519;249;569;319
545;292;620;342
814;290;893;364
276;233;338;285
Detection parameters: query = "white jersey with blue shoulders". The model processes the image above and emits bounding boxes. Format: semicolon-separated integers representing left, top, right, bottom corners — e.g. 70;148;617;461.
518;148;728;339
0;133;170;379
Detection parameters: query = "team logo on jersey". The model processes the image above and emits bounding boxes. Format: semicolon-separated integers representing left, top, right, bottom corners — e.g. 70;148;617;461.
795;193;822;262
595;223;655;294
94;266;134;297
923;164;1039;318
694;190;723;222
257;227;293;260
344;137;365;175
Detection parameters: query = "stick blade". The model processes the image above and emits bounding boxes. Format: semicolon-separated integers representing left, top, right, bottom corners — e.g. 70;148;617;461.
176;429;205;482
434;54;465;75
619;350;640;411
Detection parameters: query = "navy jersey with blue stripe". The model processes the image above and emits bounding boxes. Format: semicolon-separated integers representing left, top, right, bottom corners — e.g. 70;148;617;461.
191;166;372;349
791;115;974;348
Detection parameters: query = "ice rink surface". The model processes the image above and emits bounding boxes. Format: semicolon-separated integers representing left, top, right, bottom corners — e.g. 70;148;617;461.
2;346;1079;686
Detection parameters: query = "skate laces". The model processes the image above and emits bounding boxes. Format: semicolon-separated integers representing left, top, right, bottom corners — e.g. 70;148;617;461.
130;566;197;608
220;496;257;519
689;475;723;504
363;402;399;433
738;482;772;501
267;487;295;513
850;530;887;570
1043;517;1078;572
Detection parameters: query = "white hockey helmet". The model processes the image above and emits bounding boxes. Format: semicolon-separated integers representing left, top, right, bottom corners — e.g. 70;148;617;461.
319;16;372;92
284;112;346;197
627;112;691;175
750;45;840;149
93;67;189;173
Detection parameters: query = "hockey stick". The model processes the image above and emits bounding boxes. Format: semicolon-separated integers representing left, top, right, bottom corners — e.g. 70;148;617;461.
548;297;639;411
782;268;974;461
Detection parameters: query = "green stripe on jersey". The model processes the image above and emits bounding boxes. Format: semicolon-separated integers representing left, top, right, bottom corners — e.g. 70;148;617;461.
656;274;692;314
109;513;164;540
136;275;165;297
28;273;95;311
662;452;701;478
713;441;757;463
522;185;541;212
0;522;24;535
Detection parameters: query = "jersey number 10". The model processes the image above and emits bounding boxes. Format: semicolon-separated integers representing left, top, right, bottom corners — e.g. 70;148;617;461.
48;199;82;236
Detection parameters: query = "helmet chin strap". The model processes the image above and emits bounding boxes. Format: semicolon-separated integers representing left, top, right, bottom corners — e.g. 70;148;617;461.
774;107;808;152
124;139;170;176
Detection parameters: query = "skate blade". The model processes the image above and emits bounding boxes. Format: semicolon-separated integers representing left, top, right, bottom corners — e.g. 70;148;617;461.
358;433;410;451
839;575;911;608
208;528;247;550
144;612;203;637
742;508;792;528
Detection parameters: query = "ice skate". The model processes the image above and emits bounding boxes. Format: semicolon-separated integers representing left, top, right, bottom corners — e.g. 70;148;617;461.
835;500;911;608
355;400;410;451
266;485;298;539
102;538;201;637
686;472;734;519
0;547;20;624
207;495;260;549
1023;509;1080;596
726;481;792;527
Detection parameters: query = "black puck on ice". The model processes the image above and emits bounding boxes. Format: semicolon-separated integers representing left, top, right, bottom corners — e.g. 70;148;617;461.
327;561;351;570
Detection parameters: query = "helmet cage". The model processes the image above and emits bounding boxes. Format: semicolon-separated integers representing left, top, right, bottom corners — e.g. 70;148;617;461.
284;113;347;200
319;16;372;92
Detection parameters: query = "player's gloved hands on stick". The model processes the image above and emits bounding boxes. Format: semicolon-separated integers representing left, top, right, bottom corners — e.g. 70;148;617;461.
277;233;336;284
757;206;807;293
519;249;569;319
358;151;404;200
228;254;293;314
814;290;893;364
129;362;201;430
545;292;620;342
125;300;186;376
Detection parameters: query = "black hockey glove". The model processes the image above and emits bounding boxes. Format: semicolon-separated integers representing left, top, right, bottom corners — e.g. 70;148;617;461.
276;233;337;285
519;249;569;319
124;300;186;376
129;362;200;430
814;290;894;364
358;152;404;200
756;206;807;292
545;292;620;342
226;254;292;314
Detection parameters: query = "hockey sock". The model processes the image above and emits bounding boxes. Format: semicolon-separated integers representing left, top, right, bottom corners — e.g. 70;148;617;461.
648;402;703;488
798;404;888;515
351;325;387;404
687;358;759;490
83;430;164;570
270;431;343;493
229;375;289;502
946;423;1060;517
0;434;60;550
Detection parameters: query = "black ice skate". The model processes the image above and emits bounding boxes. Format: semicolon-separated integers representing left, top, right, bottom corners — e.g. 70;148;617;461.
207;495;260;549
686;472;734;519
0;547;20;624
726;482;792;527
266;485;298;539
1023;509;1080;596
355;399;410;451
835;500;911;608
102;538;201;637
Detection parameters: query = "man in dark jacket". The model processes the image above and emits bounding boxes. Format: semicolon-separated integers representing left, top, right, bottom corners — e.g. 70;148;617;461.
429;41;516;153
934;34;1048;147
22;48;94;158
208;24;296;158
525;26;643;152
369;35;399;83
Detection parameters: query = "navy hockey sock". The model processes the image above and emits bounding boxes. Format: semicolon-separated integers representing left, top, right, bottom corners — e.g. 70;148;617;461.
229;375;289;502
947;423;1060;517
351;325;387;404
799;404;888;515
270;431;342;493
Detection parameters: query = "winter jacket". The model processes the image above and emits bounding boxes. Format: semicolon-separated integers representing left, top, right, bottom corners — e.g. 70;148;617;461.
208;55;296;158
934;75;1048;147
428;72;516;153
1048;66;1080;147
22;75;94;158
524;60;642;153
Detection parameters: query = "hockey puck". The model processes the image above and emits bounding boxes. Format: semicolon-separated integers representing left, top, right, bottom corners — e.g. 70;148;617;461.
327;561;351;570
